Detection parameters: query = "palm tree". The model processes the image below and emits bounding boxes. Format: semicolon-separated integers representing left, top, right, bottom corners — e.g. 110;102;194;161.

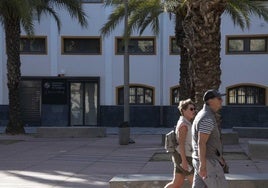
102;0;268;110
101;0;195;102
0;0;87;134
182;0;268;109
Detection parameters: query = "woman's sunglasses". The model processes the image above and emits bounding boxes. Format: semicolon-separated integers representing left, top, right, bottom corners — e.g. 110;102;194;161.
189;107;195;111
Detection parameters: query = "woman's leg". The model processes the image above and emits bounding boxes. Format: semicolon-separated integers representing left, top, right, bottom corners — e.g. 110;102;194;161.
187;174;194;185
172;173;185;187
165;172;185;188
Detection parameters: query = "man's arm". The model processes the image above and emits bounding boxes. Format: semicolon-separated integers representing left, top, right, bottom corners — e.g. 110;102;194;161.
198;132;210;179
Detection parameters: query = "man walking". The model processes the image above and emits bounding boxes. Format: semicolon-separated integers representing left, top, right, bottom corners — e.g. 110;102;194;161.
192;89;228;188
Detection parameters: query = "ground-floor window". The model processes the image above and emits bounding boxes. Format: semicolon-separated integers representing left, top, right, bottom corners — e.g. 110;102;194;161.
227;84;266;105
117;84;154;105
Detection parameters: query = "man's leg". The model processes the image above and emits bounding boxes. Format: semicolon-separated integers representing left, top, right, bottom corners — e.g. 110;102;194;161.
192;158;207;188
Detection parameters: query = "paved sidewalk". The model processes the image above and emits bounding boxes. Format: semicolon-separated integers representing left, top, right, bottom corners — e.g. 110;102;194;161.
0;128;267;188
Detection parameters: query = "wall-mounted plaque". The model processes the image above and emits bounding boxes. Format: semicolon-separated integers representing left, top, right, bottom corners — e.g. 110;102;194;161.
42;79;67;104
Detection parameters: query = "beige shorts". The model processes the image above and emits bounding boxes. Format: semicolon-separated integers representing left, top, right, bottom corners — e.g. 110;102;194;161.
172;151;194;176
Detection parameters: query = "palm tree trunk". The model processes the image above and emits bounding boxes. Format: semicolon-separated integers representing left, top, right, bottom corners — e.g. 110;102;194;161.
5;16;25;134
175;13;195;101
183;0;227;110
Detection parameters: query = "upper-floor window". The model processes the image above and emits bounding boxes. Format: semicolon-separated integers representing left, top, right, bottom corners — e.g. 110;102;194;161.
62;37;101;55
170;37;180;55
20;36;47;54
226;35;268;54
81;0;103;3
170;86;180;105
116;37;156;55
117;85;154;105
227;85;266;105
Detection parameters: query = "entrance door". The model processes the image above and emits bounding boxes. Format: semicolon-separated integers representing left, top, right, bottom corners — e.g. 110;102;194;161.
70;82;98;126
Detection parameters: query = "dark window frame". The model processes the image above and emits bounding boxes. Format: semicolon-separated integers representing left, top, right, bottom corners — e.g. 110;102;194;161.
117;85;154;105
170;85;180;105
226;35;268;54
170;36;180;55
115;37;156;55
20;36;47;55
227;85;266;105
62;37;102;55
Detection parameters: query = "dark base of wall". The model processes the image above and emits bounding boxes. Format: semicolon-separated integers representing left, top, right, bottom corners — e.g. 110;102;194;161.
100;105;178;128
1;105;268;128
220;106;268;128
0;105;8;127
100;106;268;128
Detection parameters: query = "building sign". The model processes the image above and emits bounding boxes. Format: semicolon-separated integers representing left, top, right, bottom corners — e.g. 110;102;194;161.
42;79;67;104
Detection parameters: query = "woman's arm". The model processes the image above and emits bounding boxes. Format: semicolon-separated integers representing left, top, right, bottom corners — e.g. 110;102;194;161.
178;125;189;171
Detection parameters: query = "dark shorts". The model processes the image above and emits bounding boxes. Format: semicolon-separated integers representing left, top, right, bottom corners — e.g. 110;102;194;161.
172;151;194;176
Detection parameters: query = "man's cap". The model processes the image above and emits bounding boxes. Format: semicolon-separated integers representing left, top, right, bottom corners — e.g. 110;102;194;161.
203;89;226;102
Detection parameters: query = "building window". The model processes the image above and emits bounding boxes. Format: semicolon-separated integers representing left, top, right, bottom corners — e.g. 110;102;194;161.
227;85;265;105
116;37;156;55
81;0;103;3
20;36;47;54
226;35;268;54
117;85;154;105
62;37;101;55
170;86;180;105
170;37;180;55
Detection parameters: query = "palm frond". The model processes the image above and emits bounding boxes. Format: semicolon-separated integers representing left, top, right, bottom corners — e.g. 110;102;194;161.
36;4;61;32
128;0;162;36
0;0;35;35
101;0;164;37
247;1;268;22
100;4;125;37
45;0;88;28
226;0;268;30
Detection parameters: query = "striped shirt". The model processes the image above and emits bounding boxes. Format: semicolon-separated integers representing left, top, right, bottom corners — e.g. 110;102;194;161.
199;118;214;134
192;104;222;159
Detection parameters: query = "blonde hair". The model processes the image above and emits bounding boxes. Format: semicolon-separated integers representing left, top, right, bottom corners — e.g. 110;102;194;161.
178;98;195;115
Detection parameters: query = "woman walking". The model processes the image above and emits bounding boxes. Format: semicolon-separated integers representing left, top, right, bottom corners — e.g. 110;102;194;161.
165;99;196;188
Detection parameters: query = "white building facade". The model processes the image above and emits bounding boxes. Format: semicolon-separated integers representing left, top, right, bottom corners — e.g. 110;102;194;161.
0;1;268;128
